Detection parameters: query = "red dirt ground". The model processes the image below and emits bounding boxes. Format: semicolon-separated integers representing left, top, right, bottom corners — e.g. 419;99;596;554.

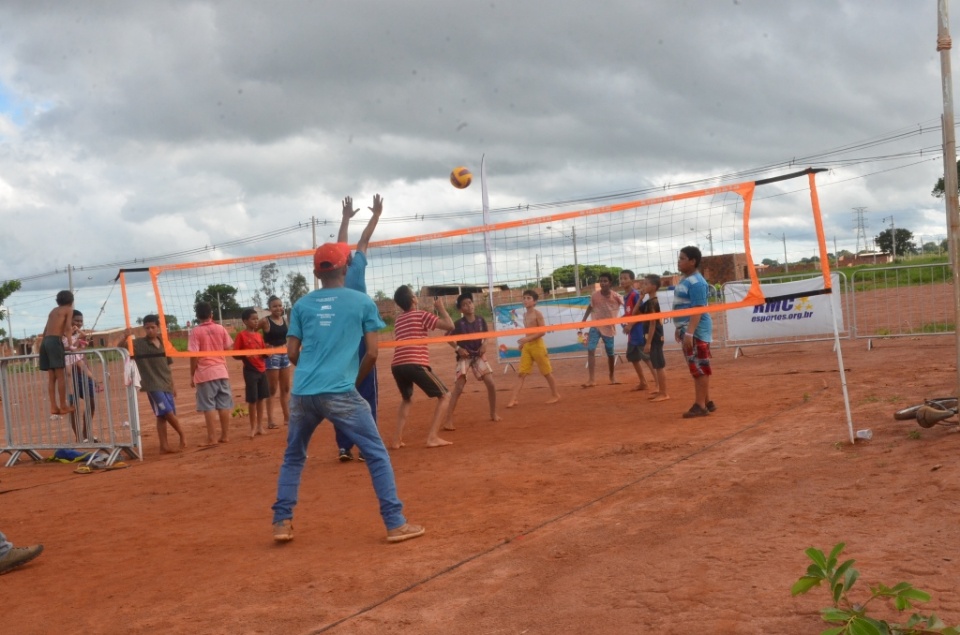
4;336;960;634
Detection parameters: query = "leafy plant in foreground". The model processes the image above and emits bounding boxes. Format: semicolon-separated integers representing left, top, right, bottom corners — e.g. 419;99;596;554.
792;543;959;634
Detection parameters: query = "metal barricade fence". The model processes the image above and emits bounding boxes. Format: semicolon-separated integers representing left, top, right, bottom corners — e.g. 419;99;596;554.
850;264;953;348
0;348;142;467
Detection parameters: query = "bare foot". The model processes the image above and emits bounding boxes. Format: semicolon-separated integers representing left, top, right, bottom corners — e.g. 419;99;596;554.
426;437;453;448
388;440;406;450
248;431;256;439
490;414;502;422
581;382;596;389
256;428;265;436
442;424;456;431
506;400;519;408
160;447;177;454
198;441;218;449
651;394;671;402
59;406;76;414
178;442;188;451
545;396;560;404
631;383;649;392
219;438;229;444
609;379;621;385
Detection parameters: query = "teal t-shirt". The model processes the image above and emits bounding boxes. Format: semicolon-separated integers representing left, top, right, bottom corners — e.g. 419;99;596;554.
672;272;713;343
288;286;385;395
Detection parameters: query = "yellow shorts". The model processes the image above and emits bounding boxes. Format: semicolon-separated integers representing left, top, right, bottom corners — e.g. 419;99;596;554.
518;338;552;376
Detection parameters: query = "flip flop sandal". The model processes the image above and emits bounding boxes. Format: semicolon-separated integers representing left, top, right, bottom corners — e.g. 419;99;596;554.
106;461;129;470
267;424;280;430
74;466;94;474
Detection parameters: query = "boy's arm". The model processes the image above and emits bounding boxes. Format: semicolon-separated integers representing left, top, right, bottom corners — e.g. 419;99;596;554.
60;309;73;338
287;336;302;367
189;357;198;387
356;331;379;385
433;297;455;332
337;196;359;243
356;194;383;255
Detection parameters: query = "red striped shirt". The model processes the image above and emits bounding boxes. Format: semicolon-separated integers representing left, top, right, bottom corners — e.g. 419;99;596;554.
392;310;438;367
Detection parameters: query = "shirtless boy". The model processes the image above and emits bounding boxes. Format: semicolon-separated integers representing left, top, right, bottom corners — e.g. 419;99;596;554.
507;290;560;407
39;291;75;416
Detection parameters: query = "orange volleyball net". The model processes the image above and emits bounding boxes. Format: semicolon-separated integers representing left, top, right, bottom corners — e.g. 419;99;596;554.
120;168;830;358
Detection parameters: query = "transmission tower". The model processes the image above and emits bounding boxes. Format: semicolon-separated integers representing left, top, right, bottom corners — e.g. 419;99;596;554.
852;207;868;254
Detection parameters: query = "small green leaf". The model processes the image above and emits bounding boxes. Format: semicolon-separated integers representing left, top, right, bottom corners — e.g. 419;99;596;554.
791;576;822;596
828;542;846;563
832;581;844;605
821;607;853;622
847;616;883;635
807;547;829;570
940;627;960;635
843;566;859;593
898;587;930;602
820;628;845;635
889;581;912;593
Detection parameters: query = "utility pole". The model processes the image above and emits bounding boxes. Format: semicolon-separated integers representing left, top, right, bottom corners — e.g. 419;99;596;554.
833;236;839;264
535;254;541;290
215;291;223;323
937;0;960;401
571;226;581;296
769;232;788;272
67;264;74;295
883;216;896;260
852;207;868;255
311;216;319;290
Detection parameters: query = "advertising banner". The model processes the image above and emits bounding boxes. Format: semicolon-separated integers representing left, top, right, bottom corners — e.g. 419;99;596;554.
724;274;842;341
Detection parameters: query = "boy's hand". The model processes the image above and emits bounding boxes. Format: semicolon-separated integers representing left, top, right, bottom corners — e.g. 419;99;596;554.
369;194;383;217
433;296;447;312
342;196;360;220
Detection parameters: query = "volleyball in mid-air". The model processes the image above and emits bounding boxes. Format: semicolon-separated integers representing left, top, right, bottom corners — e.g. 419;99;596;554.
450;166;472;189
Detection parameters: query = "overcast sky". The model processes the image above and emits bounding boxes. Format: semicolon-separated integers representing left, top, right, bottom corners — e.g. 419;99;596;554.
1;0;957;333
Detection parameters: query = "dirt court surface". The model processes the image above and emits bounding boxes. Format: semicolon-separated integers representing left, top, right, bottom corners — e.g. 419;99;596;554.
4;337;960;634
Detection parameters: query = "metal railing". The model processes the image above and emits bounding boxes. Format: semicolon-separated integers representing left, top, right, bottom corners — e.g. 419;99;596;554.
850;264;953;348
0;348;142;467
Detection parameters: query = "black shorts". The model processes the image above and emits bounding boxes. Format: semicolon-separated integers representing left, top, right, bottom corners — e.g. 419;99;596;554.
648;339;666;370
243;368;270;404
626;344;649;364
391;364;448;401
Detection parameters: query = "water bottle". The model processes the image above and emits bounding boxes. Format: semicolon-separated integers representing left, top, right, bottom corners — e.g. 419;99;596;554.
855;429;873;440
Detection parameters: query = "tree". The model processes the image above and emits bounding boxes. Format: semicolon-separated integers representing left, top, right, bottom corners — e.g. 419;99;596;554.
260;262;280;300
541;264;621;290
931;159;960;198
164;314;180;330
0;279;22;322
194;284;242;319
285;272;309;307
373;290;388;302
875;228;918;257
760;258;779;266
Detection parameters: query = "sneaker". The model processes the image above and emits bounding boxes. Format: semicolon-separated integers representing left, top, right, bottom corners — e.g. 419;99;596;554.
706;400;717;413
682;404;709;419
357;452;366;462
338;449;353;462
273;519;294;542
0;544;44;575
386;523;426;543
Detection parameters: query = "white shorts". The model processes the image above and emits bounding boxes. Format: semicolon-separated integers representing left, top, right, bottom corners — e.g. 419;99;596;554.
455;355;493;381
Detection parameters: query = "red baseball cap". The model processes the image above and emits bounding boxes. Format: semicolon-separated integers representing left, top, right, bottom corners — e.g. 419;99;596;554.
313;242;351;272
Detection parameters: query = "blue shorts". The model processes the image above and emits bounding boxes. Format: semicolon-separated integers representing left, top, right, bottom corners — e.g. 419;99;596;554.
265;353;291;370
147;391;177;417
587;327;615;356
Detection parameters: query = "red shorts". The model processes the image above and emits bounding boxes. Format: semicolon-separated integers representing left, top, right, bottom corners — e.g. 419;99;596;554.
683;339;712;378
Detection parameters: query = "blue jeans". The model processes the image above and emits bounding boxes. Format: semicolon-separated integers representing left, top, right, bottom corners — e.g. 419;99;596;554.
335;338;377;454
272;391;405;530
0;531;10;558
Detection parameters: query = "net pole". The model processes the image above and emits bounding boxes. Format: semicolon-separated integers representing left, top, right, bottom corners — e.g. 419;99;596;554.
937;0;960;404
481;154;496;311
